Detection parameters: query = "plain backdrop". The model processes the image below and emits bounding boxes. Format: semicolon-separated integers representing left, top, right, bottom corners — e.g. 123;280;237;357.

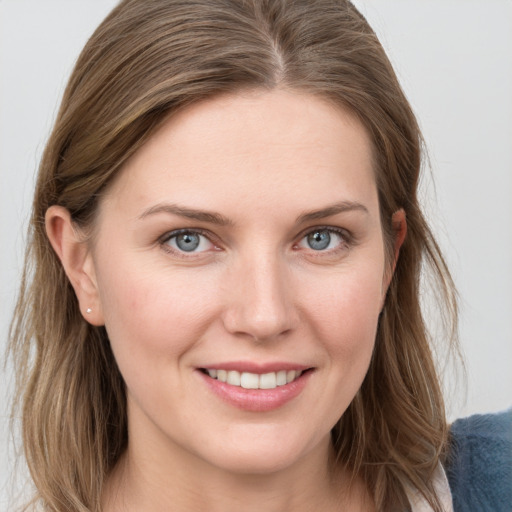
1;0;511;507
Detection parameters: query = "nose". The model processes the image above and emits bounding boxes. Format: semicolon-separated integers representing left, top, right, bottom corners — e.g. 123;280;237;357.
221;252;298;342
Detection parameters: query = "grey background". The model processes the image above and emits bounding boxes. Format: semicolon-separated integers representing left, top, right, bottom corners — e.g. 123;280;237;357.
1;0;511;507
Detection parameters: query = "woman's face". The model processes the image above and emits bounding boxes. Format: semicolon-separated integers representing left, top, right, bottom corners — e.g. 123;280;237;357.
90;90;390;475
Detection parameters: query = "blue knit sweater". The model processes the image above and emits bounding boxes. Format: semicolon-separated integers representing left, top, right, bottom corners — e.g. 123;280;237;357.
445;409;512;512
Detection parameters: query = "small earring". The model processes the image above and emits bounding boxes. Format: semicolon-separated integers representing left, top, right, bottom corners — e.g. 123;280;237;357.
86;308;92;314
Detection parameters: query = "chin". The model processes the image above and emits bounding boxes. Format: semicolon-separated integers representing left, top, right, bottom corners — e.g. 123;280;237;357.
196;427;330;476
210;453;302;476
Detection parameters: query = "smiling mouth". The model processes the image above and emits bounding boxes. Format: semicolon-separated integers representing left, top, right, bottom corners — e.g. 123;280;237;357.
200;368;311;390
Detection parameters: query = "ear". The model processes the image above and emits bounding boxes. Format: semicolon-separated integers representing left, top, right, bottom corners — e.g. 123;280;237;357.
381;209;407;306
390;208;407;273
45;206;105;326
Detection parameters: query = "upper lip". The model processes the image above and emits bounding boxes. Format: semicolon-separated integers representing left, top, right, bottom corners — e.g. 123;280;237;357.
198;361;312;373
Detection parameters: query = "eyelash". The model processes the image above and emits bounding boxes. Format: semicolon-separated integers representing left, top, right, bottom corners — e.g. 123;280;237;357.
159;228;218;258
158;226;353;257
294;226;353;256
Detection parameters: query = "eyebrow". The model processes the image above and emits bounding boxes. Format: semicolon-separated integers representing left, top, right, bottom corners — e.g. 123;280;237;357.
138;203;233;226
138;200;368;226
296;201;369;224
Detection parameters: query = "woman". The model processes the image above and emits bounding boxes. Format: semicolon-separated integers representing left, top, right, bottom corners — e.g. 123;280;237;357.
7;1;510;511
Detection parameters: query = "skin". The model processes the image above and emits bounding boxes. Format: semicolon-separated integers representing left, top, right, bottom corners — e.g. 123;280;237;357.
47;89;406;512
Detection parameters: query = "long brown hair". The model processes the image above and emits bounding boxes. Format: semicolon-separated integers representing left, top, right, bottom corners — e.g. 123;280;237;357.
9;1;458;510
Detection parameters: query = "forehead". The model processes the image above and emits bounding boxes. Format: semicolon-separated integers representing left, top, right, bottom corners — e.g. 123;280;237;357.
101;89;377;220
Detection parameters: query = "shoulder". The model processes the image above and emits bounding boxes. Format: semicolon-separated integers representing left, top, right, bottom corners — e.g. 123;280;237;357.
445;408;512;512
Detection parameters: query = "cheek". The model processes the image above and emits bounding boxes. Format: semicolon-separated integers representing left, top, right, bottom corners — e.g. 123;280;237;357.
95;256;221;371
290;265;384;433
308;265;383;323
301;264;384;364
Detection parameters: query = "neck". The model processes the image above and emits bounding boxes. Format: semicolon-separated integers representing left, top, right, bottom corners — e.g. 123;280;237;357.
102;398;374;512
102;436;370;512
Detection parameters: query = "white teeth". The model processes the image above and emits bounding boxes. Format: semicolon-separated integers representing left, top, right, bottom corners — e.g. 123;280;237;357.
240;372;259;389
227;370;241;386
286;370;296;383
259;372;277;389
205;368;305;389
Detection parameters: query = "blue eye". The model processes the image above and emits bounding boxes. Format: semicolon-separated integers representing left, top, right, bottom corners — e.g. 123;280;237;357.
299;228;344;251
307;230;331;250
175;232;201;252
163;230;214;253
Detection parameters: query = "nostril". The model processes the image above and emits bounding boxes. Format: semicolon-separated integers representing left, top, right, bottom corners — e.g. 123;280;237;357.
222;308;296;342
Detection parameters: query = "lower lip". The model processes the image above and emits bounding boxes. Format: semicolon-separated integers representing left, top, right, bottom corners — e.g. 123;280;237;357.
197;370;312;412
